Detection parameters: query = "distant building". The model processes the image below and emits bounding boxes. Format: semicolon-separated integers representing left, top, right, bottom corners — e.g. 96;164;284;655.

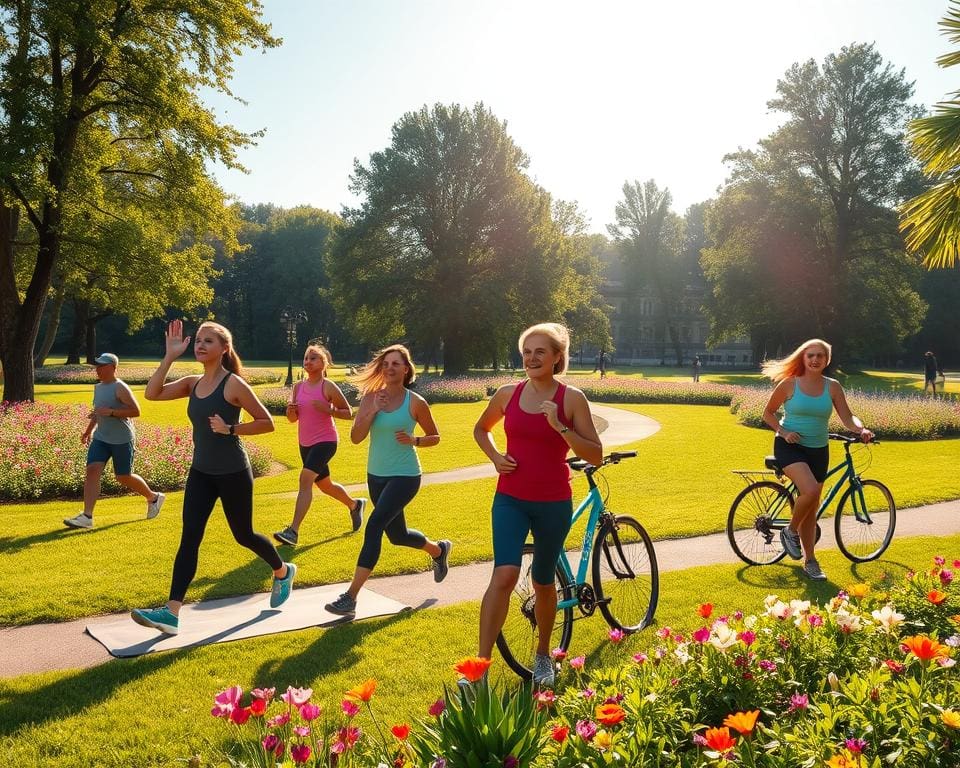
595;250;753;368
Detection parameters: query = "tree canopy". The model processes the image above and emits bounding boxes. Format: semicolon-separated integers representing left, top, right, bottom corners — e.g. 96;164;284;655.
327;103;599;374
0;0;277;400
702;43;926;361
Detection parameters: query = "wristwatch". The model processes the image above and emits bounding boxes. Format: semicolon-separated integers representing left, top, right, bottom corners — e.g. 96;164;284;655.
228;424;236;436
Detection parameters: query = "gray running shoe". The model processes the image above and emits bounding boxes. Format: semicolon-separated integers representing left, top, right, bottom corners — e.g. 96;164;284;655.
803;558;827;581
532;653;555;688
350;499;366;532
433;539;452;583
146;492;165;519
64;513;93;529
273;526;299;546
780;527;802;560
325;592;357;617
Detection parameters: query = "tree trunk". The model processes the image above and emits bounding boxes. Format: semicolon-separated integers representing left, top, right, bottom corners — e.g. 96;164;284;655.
441;334;469;376
85;315;97;363
33;278;67;368
66;298;89;364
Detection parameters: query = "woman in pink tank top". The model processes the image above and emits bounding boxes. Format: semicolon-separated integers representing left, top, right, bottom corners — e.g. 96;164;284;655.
272;343;366;548
472;323;602;687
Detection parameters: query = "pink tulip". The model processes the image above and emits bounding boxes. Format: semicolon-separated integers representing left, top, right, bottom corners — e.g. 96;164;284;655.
282;686;313;707
300;703;321;721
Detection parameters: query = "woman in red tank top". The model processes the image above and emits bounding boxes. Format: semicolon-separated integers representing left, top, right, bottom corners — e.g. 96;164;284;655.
472;323;602;687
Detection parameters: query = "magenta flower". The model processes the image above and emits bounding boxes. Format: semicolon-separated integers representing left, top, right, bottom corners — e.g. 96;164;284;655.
580;687;596;699
281;686;313;707
341;700;361;718
692;732;708;746
632;652;648;664
758;659;777;672
656;626;672;639
807;614;824;628
267;712;290;728
212;685;243;717
551;647;567;661
252;687;276;701
608;628;626;643
845;738;868;754
692;627;710;643
428;699;446;717
300;703;321;721
935;556;946;566
733;610;744;620
291;743;312;764
788;693;809;712
576;719;598;741
293;725;310;738
262;734;279;752
569;655;586;669
503;756;518;768
941;569;954;586
738;630;756;646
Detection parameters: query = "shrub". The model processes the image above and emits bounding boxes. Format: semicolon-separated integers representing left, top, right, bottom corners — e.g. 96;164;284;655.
577;377;738;405
0;401;271;501
34;364;281;386
730;387;960;439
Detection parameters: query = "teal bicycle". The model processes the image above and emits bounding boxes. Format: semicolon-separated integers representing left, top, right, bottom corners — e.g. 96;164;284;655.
727;433;896;565
497;451;659;680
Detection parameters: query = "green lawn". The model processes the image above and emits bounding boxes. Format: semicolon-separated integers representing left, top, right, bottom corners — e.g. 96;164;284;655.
1;532;956;768
4;396;959;625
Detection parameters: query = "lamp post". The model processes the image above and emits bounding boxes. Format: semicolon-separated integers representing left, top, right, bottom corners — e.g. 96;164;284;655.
279;307;307;387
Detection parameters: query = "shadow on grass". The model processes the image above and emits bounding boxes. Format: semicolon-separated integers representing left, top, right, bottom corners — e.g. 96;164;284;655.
0;519;142;555
0;651;181;736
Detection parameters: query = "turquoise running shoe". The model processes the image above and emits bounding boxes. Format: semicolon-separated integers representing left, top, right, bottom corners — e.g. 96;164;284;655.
270;562;297;608
131;606;179;635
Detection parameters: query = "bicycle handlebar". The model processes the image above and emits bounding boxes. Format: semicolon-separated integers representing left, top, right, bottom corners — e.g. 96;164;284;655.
567;451;637;473
828;433;879;445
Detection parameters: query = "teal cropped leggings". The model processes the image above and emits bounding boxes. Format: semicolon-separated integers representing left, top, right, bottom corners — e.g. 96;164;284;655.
491;492;573;585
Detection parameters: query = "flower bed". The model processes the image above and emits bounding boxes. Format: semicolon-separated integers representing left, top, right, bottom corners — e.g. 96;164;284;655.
34;364;281;386
258;382;361;416
730;387;960;439
577;377;738;406
0;401;271;501
207;556;960;768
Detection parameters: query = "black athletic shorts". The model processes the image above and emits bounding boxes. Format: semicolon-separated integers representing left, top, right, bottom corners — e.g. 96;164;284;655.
299;441;337;480
773;437;829;483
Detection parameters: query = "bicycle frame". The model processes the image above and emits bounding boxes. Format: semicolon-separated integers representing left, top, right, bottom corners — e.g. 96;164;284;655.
772;442;871;525
556;484;604;610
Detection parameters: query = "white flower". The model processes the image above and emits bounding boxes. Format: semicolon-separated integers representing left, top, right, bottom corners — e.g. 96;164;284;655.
834;608;862;633
789;599;811;616
743;615;758;629
946;635;960;648
871;604;905;633
766;600;791;620
674;644;691;664
828;672;840;691
710;623;739;651
764;594;780;608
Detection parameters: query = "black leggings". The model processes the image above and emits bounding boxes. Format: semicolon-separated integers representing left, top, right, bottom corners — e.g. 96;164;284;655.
169;467;283;602
356;474;425;570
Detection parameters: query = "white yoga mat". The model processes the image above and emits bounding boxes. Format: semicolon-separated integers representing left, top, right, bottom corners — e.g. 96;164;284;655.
86;585;408;657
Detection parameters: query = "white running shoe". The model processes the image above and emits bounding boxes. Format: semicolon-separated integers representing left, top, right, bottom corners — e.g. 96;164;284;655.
146;492;166;519
64;513;93;529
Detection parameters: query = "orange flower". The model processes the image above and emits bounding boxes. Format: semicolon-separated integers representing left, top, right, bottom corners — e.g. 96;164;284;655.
943;710;960;729
595;703;627;726
345;678;377;702
391;723;410;740
826;751;864;768
722;709;760;735
703;726;737;752
453;656;493;683
901;635;949;662
927;590;948;605
847;583;870;599
697;603;714;618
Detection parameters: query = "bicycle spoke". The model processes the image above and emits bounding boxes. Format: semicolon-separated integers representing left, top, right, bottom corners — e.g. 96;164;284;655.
594;516;658;632
835;479;896;562
727;481;793;566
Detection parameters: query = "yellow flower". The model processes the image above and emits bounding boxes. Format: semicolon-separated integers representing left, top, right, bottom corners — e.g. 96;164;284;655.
594;729;613;750
943;709;960;729
847;583;870;599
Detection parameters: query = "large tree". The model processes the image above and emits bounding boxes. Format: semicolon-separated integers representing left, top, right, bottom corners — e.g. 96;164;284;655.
901;0;960;268
703;43;926;360
328;103;588;374
608;179;687;364
0;0;276;401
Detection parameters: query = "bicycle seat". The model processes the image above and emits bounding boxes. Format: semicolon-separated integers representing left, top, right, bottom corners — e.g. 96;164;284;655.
764;455;781;472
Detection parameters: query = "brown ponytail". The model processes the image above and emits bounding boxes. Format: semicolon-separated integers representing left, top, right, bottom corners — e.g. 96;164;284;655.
198;321;245;379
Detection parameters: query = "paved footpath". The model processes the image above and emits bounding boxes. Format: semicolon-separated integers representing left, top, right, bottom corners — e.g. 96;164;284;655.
2;405;957;678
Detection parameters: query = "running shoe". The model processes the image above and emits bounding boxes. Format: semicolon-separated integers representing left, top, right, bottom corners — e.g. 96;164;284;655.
64;513;93;529
803;558;827;581
146;492;166;519
325;592;357;617
780;527;802;560
131;606;179;635
273;526;299;546
433;539;453;583
270;562;297;608
350;498;367;532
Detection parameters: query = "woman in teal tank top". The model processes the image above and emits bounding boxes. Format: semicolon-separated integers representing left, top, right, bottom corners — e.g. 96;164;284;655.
761;338;874;582
324;344;452;618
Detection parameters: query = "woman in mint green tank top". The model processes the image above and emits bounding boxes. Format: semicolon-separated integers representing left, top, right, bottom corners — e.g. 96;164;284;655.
761;338;874;582
324;344;452;618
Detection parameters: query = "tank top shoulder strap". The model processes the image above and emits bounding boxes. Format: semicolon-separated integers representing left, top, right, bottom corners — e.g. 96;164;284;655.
506;380;526;410
553;381;566;405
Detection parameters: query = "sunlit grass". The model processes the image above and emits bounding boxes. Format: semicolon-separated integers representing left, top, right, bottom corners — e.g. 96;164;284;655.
0;532;956;768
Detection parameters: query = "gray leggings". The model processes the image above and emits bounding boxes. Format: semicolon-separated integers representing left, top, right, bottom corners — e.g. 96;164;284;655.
356;474;425;570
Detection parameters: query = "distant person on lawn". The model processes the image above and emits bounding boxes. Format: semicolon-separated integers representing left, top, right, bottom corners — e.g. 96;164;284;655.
473;323;602;687
64;353;165;529
924;351;939;395
761;338;873;582
130;320;295;636
692;355;702;382
324;344;451;619
273;342;366;547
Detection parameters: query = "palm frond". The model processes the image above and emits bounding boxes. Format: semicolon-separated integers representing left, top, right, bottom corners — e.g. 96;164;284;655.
900;179;960;268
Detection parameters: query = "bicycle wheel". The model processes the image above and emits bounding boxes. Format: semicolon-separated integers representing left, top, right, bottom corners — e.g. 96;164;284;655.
835;479;896;562
594;515;659;632
727;481;794;565
496;543;574;680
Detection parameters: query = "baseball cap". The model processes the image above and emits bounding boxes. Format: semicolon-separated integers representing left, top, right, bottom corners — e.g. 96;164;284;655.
94;352;119;366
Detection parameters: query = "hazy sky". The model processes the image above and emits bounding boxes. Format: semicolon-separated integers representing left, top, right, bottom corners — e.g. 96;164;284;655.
207;1;958;233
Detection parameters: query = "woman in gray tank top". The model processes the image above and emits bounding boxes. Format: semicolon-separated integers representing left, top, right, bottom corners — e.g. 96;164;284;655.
129;320;296;636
